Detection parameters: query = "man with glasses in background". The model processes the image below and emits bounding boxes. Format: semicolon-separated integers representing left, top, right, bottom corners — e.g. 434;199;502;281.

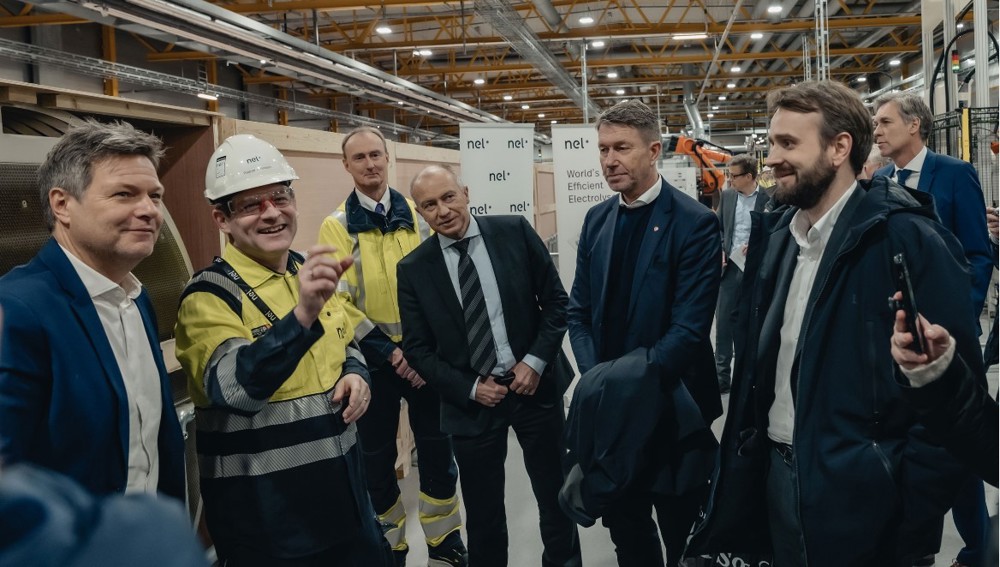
174;134;390;566
715;154;770;394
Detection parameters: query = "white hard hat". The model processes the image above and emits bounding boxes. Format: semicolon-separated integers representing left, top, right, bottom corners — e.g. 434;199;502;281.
205;134;299;202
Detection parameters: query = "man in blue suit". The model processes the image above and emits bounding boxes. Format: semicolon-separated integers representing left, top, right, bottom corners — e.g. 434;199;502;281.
0;120;185;501
873;92;992;320
567;100;722;567
873;92;992;567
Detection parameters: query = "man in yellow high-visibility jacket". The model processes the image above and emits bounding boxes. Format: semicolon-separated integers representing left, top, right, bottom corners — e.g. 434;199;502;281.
319;127;466;567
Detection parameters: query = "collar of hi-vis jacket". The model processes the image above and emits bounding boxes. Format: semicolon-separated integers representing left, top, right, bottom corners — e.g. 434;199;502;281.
345;187;416;234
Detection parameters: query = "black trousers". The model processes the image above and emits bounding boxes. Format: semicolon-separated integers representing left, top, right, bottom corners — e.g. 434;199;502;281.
714;265;743;388
602;483;708;567
357;364;458;513
452;396;582;567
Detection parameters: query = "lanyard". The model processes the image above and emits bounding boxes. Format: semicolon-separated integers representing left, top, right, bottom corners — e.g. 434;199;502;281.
212;256;300;324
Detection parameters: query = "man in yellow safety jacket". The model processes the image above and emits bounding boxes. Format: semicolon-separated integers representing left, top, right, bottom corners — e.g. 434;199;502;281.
175;134;391;567
319;127;466;567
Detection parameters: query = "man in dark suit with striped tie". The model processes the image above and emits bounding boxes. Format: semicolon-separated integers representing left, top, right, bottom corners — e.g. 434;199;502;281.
397;165;581;567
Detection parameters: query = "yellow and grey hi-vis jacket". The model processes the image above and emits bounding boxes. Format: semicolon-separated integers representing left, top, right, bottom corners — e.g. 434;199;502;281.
318;188;430;366
174;243;370;558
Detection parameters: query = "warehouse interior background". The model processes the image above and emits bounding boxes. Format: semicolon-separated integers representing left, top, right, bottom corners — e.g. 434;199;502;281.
0;2;998;565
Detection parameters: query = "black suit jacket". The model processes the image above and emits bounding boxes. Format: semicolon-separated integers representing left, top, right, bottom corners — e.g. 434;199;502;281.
398;215;573;437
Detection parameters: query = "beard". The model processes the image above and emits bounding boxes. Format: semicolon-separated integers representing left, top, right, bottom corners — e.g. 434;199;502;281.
772;156;837;210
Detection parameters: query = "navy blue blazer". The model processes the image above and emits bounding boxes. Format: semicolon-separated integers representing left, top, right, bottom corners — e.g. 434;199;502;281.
567;179;723;435
875;148;993;316
0;239;185;500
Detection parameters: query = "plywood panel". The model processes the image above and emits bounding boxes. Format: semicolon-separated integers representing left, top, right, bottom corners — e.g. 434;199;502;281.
158;125;220;271
282;149;357;253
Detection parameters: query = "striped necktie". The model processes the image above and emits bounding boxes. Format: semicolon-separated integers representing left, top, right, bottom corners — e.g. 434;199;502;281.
452;238;497;377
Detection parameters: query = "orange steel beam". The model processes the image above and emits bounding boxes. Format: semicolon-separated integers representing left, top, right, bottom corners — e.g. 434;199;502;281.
395;45;917;76
147;51;219;62
217;0;451;14
0;13;88;26
102;26;118;97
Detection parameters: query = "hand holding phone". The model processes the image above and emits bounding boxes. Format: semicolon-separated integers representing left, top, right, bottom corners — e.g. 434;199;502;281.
887;252;926;354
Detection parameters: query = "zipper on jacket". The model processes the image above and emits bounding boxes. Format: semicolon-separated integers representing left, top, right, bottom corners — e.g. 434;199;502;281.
866;320;894;481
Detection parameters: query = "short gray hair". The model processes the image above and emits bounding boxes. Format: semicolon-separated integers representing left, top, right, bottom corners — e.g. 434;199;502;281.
866;143;887;168
874;92;933;142
38;119;165;231
595;100;661;146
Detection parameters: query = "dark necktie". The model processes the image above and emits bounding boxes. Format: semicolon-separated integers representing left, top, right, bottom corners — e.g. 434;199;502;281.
896;168;913;188
374;202;386;216
452;238;497;376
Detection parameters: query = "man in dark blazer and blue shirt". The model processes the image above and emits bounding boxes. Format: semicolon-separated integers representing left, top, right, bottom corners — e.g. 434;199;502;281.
715;153;770;393
0;120;185;501
567;100;722;566
398;165;581;567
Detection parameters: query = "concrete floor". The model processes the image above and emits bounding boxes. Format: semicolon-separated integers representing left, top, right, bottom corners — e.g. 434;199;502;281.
397;313;999;566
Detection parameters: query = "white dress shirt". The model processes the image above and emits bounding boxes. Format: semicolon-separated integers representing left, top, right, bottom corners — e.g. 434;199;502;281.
617;176;662;209
768;183;858;445
61;245;162;494
437;217;547;398
892;146;928;189
354;187;391;214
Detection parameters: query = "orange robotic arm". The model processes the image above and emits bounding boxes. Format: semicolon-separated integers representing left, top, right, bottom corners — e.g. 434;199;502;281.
663;135;733;195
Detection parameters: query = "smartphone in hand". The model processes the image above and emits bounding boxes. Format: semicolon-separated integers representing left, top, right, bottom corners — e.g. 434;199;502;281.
887;252;926;354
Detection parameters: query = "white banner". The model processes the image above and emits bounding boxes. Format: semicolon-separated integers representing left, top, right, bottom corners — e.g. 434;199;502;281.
552;124;616;289
459;123;535;226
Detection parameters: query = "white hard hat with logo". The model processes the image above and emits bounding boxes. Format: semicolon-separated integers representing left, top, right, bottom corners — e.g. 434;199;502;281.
205;134;299;202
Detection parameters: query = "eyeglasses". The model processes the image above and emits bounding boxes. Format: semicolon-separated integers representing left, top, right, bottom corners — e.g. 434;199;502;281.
227;186;295;217
726;171;749;179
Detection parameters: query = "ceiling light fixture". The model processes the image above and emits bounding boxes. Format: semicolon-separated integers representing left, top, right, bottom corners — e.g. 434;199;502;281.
889;59;901;66
712;105;719;110
707;113;715;118
521;104;530;109
731;66;743;73
473;78;485;85
503;95;513;101
397;101;404;105
412;49;432;57
615;89;625;95
719;96;727;101
538;113;546;118
551;120;557;124
579;15;594;25
591;40;605;48
727;83;736;88
957;23;964;29
856;76;867;83
673;33;708;41
767;5;782;14
375;26;392;34
751;32;764;39
607;71;619;79
197;92;218;101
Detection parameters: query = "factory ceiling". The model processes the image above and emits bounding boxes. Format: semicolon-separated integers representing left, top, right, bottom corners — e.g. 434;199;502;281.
0;0;990;142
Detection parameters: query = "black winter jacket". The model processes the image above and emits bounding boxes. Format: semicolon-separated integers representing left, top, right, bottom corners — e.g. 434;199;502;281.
688;177;984;566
